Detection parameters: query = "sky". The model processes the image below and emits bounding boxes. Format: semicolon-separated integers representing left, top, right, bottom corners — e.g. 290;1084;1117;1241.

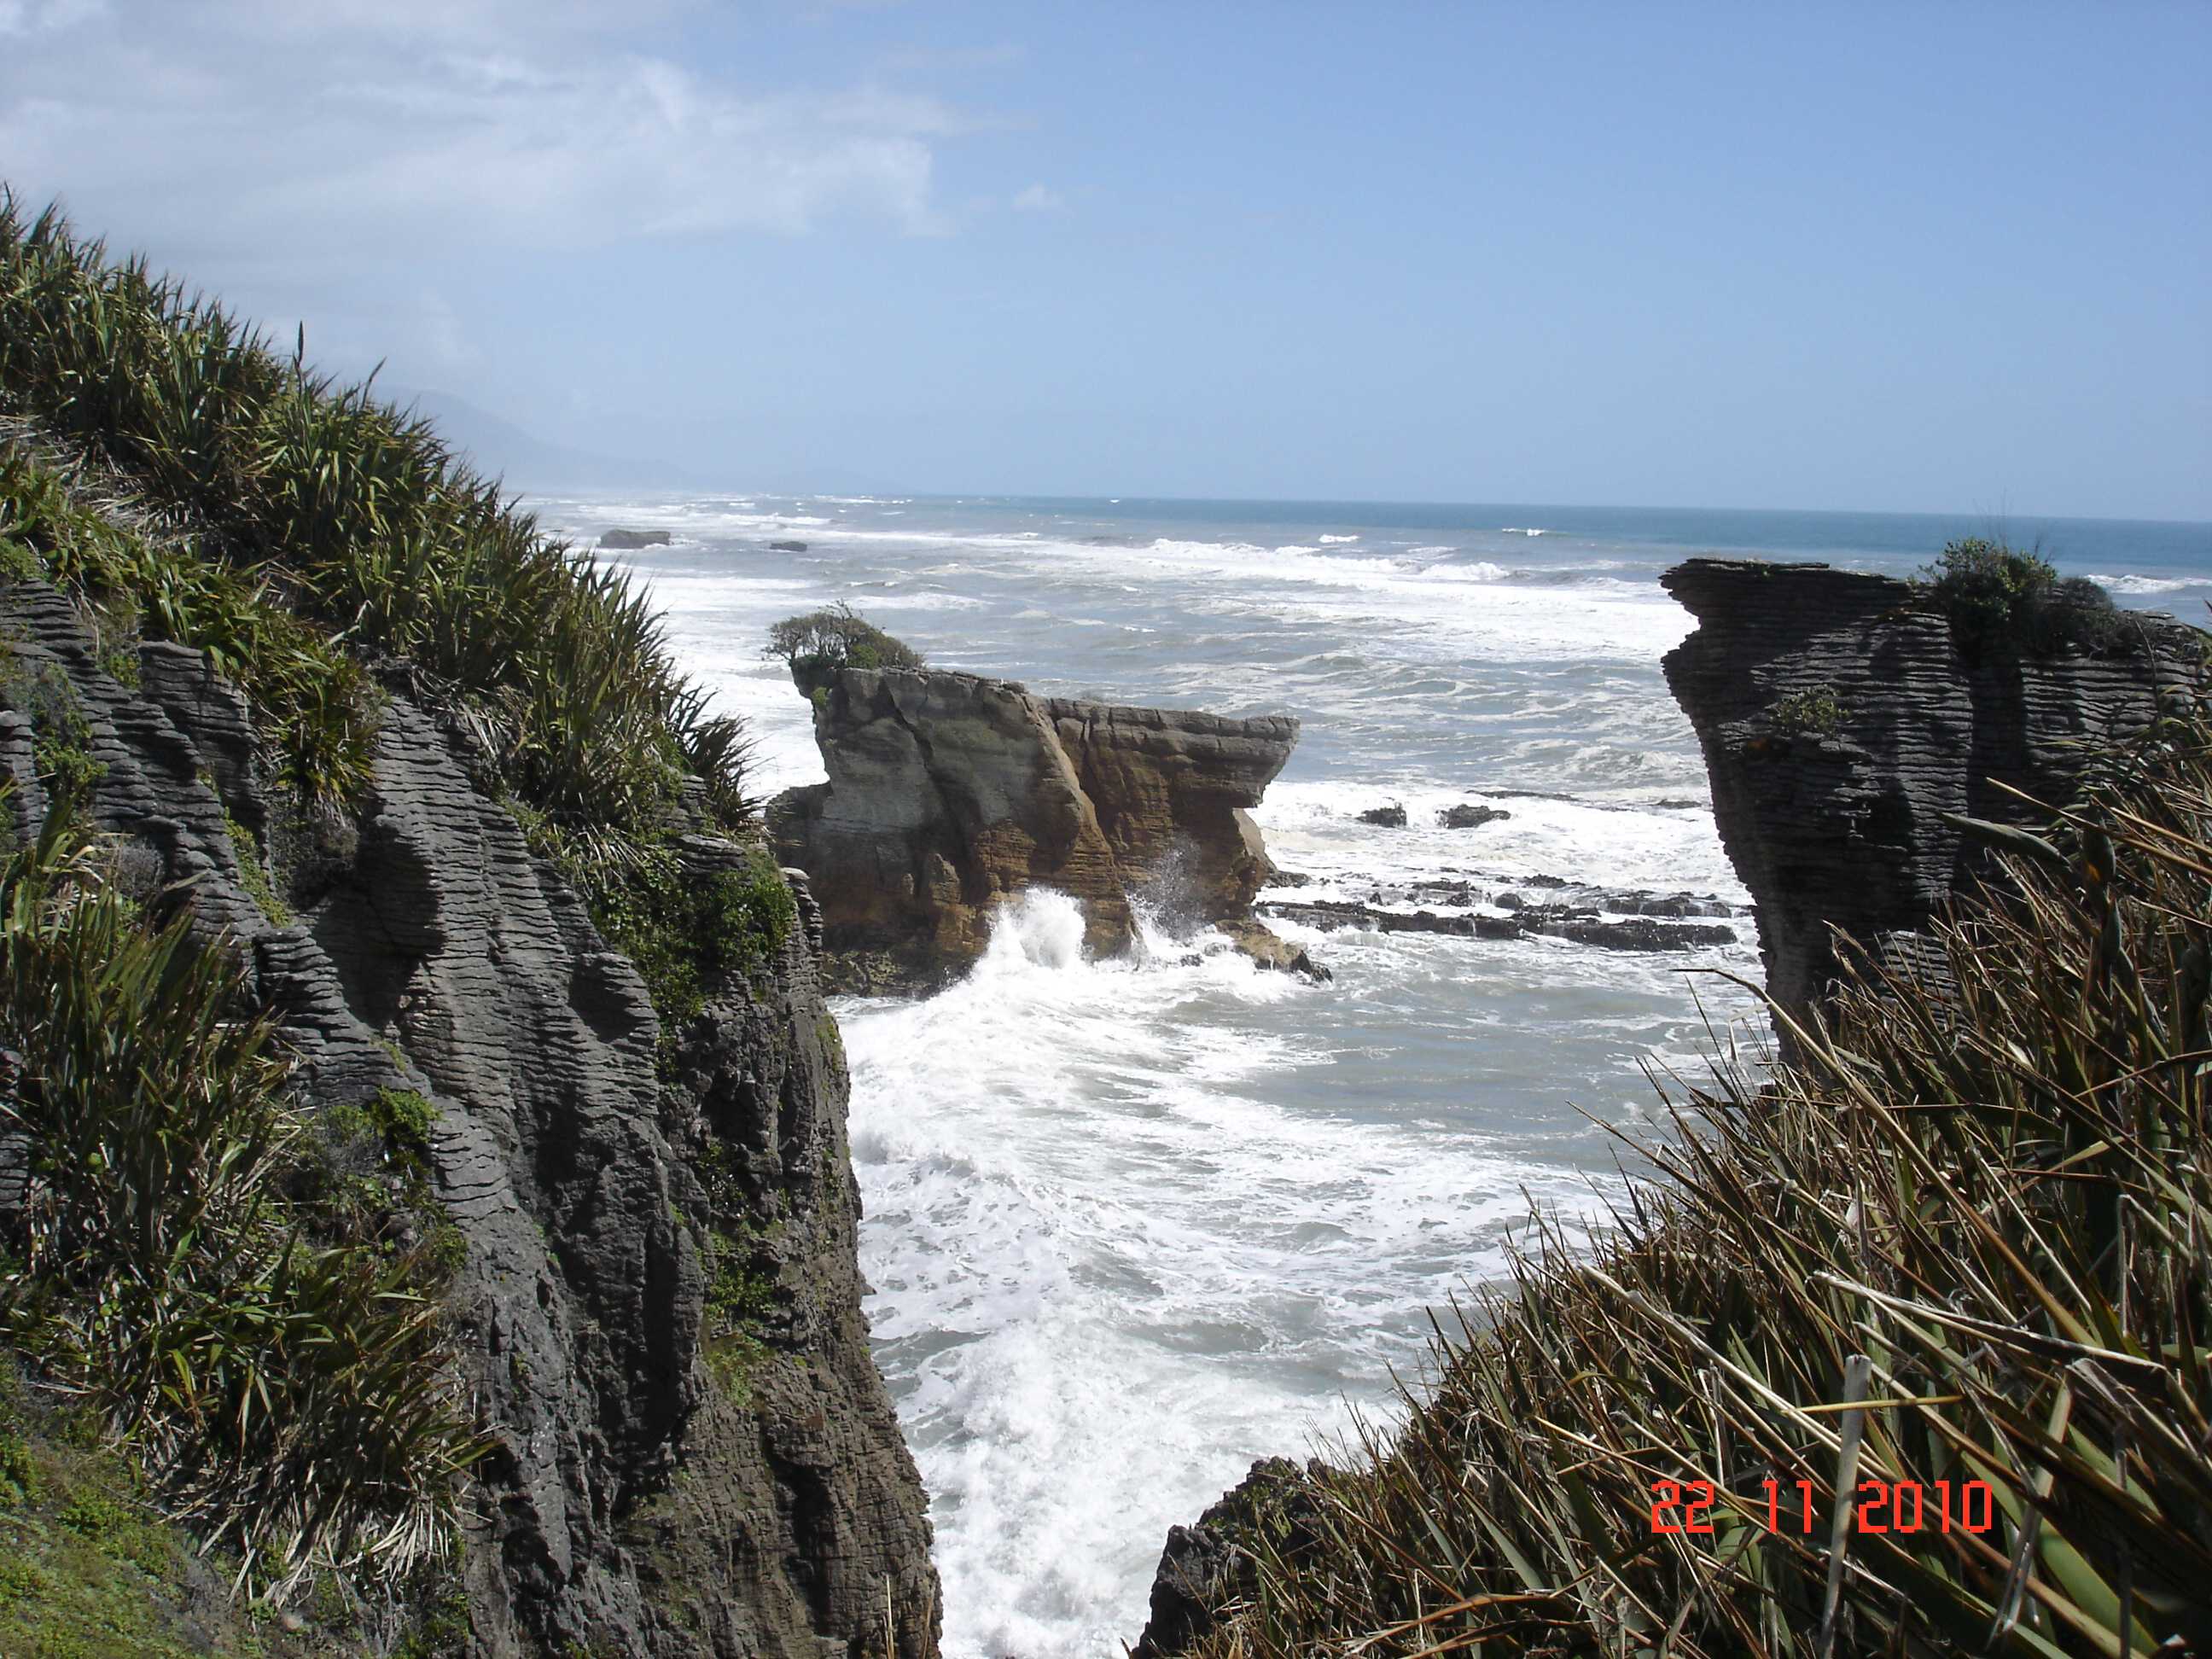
3;1;2208;518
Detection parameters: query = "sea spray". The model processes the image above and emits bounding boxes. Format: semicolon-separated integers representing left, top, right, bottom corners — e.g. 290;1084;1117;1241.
841;894;1720;1654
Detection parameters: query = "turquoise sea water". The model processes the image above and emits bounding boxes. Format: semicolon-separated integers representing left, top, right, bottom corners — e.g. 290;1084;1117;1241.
533;491;2203;1656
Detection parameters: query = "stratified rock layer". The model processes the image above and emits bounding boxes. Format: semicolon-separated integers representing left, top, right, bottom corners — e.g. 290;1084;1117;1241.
771;664;1299;987
1662;558;2205;1040
0;578;940;1658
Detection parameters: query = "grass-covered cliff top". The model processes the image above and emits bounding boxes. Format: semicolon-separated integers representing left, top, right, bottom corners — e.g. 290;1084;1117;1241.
0;192;752;838
1161;693;2210;1656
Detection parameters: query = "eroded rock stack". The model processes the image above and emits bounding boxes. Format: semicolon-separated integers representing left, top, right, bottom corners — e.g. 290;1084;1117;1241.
1662;557;2205;1043
770;663;1305;989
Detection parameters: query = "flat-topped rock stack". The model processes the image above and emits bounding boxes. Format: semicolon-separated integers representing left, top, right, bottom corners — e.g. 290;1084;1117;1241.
1661;557;2206;1045
771;663;1311;989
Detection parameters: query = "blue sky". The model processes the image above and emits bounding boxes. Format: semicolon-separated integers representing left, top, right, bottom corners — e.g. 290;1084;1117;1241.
3;1;2208;516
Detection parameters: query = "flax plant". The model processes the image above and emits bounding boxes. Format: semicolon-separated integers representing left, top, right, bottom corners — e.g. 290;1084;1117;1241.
0;794;483;1600
0;191;754;834
1184;690;2211;1658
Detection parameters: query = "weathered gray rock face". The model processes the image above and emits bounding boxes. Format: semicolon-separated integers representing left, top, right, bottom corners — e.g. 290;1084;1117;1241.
1131;1458;1318;1659
0;579;940;1657
1661;558;2206;1042
771;664;1302;988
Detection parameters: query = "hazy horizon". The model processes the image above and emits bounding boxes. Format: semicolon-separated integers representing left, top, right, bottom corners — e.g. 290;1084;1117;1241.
4;3;2207;520
419;386;2212;531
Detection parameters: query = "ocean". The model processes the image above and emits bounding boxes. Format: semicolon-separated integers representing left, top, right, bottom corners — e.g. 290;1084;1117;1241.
532;492;2208;1656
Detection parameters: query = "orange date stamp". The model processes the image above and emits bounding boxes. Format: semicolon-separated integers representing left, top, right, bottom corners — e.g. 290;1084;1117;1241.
1650;1476;1997;1535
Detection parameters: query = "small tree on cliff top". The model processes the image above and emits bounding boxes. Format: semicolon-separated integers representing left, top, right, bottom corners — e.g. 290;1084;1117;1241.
764;603;925;678
1923;536;2129;654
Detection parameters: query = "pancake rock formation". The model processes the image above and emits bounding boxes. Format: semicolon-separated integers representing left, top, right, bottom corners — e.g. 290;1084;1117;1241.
770;662;1310;990
0;577;940;1658
1662;557;2206;1044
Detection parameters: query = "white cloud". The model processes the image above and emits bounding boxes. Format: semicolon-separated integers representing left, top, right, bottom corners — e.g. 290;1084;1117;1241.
0;2;968;253
1010;183;1064;212
0;0;107;34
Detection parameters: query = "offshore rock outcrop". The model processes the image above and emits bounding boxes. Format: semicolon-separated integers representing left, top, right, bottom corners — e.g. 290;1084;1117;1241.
0;578;940;1657
1662;557;2206;1042
770;662;1304;990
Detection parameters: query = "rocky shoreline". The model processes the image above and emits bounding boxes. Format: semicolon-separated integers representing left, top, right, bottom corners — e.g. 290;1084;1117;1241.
1257;870;1742;952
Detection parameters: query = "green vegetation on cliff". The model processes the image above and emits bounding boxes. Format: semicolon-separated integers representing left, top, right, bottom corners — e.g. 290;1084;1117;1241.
0;799;483;1620
766;603;926;684
1924;537;2132;655
0;193;814;1640
0;194;748;833
0;192;783;1026
1166;696;2210;1656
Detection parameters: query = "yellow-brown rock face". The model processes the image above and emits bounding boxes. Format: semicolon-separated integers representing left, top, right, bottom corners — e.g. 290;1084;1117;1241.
770;665;1299;989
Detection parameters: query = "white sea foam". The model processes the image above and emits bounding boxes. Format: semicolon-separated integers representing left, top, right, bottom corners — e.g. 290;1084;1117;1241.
1018;535;1691;664
1318;533;1360;544
2085;571;2212;596
845;893;1661;1656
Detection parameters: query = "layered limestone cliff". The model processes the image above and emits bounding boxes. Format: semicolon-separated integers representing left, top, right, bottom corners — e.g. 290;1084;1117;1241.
771;662;1307;988
0;578;940;1657
1661;557;2206;1040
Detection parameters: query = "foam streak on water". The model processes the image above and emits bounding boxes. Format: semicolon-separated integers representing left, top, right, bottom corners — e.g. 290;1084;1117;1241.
525;490;2204;1655
841;896;1637;1653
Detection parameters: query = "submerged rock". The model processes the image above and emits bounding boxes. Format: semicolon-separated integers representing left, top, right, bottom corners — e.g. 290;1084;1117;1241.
597;527;672;550
1356;802;1407;827
1216;917;1333;982
767;538;809;552
771;663;1304;992
1437;801;1511;829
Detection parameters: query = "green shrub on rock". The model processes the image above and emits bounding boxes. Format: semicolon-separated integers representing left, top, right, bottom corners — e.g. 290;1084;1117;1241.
518;807;797;1033
1924;536;2130;655
765;602;924;687
0;444;379;812
0;795;483;1604
1767;680;1845;736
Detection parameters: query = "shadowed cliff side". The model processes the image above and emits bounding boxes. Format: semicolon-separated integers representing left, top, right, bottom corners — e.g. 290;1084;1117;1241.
0;575;940;1655
1661;556;2206;1045
770;661;1313;990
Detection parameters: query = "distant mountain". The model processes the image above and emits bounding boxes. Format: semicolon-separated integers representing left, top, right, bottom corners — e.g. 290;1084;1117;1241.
382;387;716;494
383;389;905;498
